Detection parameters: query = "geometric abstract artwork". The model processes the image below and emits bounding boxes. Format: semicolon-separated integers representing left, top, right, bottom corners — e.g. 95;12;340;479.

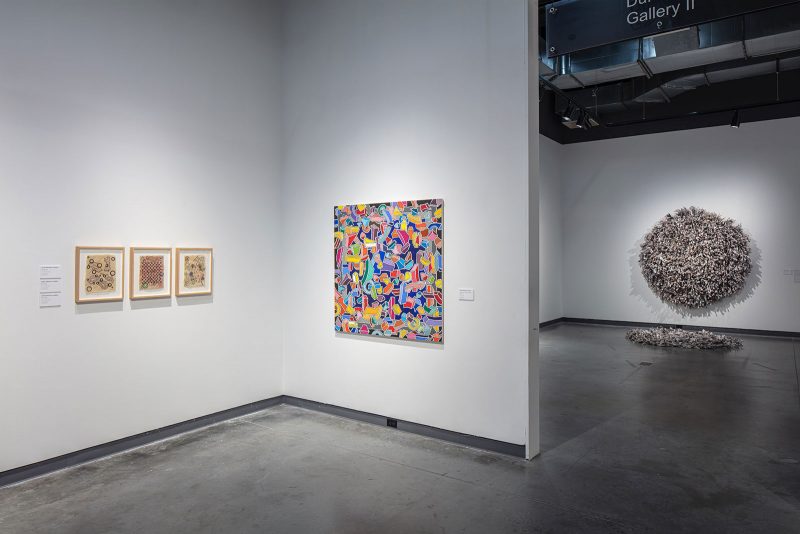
334;199;443;343
140;256;164;290
175;248;213;297
75;246;125;303
639;207;752;309
130;247;172;300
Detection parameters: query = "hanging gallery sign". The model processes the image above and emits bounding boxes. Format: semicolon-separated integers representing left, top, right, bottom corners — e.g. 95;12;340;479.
334;199;443;343
545;0;797;57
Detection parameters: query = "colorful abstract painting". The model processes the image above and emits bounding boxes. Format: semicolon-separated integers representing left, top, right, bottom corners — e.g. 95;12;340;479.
334;199;443;343
139;255;164;290
85;255;117;293
184;255;207;288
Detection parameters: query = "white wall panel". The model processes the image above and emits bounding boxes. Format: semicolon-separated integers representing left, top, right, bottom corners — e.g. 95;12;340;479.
561;119;800;332
281;0;532;446
0;0;285;472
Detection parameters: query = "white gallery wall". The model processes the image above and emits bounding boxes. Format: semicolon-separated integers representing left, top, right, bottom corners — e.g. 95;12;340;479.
539;136;564;323
281;0;533;447
560;118;800;332
0;0;285;472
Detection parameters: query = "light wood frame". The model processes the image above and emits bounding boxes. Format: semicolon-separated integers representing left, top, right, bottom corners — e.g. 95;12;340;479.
175;248;213;297
129;247;173;300
75;246;125;304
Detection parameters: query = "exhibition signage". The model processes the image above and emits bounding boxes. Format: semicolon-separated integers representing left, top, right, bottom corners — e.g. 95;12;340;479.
545;0;799;57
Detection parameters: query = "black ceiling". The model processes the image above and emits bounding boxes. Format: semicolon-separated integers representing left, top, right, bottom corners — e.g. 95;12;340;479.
539;2;800;143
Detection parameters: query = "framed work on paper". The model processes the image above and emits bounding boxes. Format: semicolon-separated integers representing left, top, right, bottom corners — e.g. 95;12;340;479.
129;247;172;300
175;248;213;296
75;246;125;303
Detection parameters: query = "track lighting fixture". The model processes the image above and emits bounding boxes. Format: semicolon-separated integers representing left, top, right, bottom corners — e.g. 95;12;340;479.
575;111;585;129
556;100;597;130
562;102;576;121
731;110;741;128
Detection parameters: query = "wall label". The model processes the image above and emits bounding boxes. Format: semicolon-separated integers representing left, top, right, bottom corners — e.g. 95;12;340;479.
39;264;63;308
458;288;475;302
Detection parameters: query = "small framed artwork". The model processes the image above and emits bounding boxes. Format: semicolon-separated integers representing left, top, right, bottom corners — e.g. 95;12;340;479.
175;248;213;296
75;246;125;303
130;247;172;300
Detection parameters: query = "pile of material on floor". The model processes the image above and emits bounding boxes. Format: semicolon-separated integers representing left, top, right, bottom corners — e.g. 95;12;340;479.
626;327;743;350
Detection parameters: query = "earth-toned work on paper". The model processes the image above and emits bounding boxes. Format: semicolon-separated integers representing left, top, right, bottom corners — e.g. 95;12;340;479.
139;255;164;290
184;255;206;288
86;255;117;293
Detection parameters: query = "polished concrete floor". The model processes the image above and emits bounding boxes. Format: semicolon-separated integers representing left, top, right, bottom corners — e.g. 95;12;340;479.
1;324;799;533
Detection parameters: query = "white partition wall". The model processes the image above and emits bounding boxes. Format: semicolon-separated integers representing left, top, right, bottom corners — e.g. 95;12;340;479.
560;118;800;332
281;0;535;450
0;0;285;472
527;0;541;459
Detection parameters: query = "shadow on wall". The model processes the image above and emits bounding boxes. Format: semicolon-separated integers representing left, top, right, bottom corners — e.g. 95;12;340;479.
334;332;444;351
628;239;763;321
176;295;214;306
75;301;124;314
131;298;172;310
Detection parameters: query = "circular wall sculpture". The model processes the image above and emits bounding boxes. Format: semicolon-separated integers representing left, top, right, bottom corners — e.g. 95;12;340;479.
639;207;752;309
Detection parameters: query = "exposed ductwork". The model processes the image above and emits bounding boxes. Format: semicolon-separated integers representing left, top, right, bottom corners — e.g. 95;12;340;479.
541;3;800;122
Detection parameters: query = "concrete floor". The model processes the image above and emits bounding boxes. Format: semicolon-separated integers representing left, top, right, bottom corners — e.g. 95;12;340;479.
1;323;799;533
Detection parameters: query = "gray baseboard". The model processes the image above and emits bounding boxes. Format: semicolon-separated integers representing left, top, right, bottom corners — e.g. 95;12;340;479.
0;396;285;489
1;395;526;488
283;396;526;458
541;317;799;339
539;317;565;329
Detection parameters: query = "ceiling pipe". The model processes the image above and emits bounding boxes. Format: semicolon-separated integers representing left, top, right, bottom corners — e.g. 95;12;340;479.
602;97;800;128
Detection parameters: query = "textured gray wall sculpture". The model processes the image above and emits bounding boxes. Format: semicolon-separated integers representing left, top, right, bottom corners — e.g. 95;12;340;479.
626;328;743;350
639;207;752;308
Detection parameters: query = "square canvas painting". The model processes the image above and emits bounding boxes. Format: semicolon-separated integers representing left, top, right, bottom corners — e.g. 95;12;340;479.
334;199;443;343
